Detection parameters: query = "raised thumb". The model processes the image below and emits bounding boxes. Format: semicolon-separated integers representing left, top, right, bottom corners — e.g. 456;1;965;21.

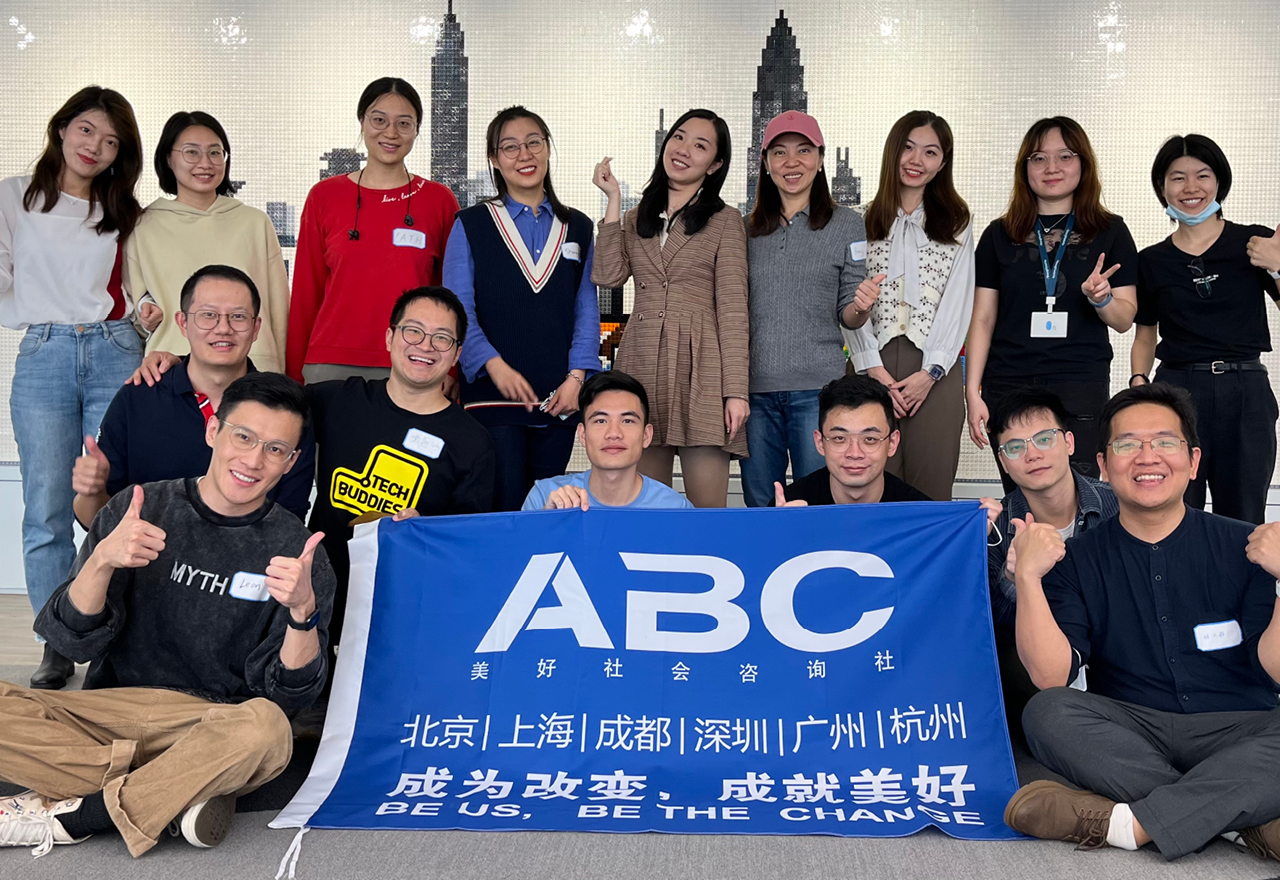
127;484;144;518
301;531;325;560
85;434;106;461
1024;512;1036;525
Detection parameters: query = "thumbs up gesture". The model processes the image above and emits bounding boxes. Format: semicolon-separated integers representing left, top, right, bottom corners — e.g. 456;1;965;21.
853;273;886;314
72;435;111;497
1247;225;1280;273
265;532;326;621
1010;512;1066;582
94;485;167;569
774;481;808;508
1082;252;1122;303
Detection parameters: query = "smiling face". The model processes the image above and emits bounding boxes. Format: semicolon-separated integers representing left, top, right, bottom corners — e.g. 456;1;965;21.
361;92;418;167
492;116;548;196
766;133;821;200
899;124;945;193
202;400;302;513
995;410;1075;494
578;389;653;472
663;117;722;187
385;296;460;391
168;125;226;201
814;403;900;493
1163;155;1219;216
1098;402;1201;515
1026;127;1082;203
59;109;120;189
175;276;260;369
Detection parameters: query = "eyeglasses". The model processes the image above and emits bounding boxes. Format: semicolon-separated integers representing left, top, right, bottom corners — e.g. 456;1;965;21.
394;325;457;351
1026;151;1079;168
1110;437;1188;457
497;136;547;159
822;433;889;451
221;422;299;464
997;428;1064;460
364;113;417;135
1188;258;1216;298
186;309;255;332
173;146;227;165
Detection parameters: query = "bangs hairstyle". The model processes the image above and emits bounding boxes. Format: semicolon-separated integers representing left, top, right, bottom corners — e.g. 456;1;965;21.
864;110;969;245
357;77;423;127
1150;134;1232;218
986;386;1071;443
818;374;897;434
1097;383;1199;457
214;371;312;437
748;138;836;237
636;109;731;239
578;370;650;424
155;111;236;197
389;286;468;347
24;86;143;237
485;106;571;224
1002;116;1113;243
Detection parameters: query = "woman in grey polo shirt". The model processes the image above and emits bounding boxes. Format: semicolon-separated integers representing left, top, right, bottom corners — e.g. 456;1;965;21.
741;111;871;507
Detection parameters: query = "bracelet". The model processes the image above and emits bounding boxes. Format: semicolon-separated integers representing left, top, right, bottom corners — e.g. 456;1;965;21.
566;372;584;385
1089;292;1113;308
1129;373;1149;386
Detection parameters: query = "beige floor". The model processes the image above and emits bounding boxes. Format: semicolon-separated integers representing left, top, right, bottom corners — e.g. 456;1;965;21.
0;593;42;664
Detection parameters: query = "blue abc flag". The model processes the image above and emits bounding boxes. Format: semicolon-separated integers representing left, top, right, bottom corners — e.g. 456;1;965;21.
274;502;1022;839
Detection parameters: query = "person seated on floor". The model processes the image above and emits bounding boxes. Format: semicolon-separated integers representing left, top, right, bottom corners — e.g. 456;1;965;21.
522;370;693;511
979;387;1119;733
0;371;334;859
1004;382;1280;863
770;374;930;507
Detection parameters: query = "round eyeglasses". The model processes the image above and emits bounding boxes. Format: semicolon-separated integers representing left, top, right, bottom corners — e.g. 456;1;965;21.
394;325;457;351
997;428;1065;460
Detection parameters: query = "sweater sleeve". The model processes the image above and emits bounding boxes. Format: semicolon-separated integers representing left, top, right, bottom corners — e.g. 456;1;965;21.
921;224;976;374
568;236;602;374
286;186;329;382
591;215;632;288
263;217;291;374
714;210;751;401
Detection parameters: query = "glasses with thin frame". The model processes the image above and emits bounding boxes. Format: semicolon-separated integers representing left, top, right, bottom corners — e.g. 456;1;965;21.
221;423;299;464
1110;437;1188;457
186;309;255;332
394;325;457;351
498;136;547;159
822;432;889;451
365;113;417;135
173;146;227;165
1188;258;1213;298
998;428;1065;460
1026;151;1079;168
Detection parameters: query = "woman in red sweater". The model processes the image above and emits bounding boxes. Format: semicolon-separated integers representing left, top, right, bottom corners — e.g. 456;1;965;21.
287;77;459;382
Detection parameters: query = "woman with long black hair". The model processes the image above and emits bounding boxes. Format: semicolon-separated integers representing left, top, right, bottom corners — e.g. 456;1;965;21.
592;109;749;508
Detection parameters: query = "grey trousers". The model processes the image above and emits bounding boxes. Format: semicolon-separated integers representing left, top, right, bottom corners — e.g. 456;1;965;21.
1023;687;1280;860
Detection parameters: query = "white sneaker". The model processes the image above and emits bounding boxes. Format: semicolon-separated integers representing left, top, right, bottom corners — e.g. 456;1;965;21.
174;795;236;848
0;792;88;858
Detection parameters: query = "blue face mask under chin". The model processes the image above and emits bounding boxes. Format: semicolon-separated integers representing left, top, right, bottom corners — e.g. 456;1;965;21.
1166;199;1221;226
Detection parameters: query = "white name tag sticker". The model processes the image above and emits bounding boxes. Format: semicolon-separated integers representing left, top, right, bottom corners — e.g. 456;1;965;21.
1194;619;1243;652
849;240;867;262
404;427;444;459
1030;311;1068;338
561;242;581;262
393;228;427;249
229;571;271;602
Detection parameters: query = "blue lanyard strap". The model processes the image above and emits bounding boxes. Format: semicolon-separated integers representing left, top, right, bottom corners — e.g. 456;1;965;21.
1035;212;1075;301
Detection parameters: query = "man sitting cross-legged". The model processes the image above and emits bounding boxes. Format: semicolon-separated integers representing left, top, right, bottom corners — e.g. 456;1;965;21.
0;372;335;858
1005;382;1280;862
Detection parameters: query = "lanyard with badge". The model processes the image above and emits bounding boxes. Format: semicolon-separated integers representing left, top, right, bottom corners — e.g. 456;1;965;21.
1030;212;1074;339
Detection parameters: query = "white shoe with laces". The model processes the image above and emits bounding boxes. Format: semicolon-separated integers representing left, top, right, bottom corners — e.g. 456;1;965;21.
0;792;88;858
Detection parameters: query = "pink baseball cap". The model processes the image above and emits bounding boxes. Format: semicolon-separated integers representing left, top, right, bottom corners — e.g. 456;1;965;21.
761;110;824;155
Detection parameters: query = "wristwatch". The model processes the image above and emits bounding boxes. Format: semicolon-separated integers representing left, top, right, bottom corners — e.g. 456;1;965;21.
926;364;945;382
287;608;322;631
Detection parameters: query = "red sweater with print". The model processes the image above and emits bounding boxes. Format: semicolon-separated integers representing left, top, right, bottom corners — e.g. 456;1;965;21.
286;174;459;380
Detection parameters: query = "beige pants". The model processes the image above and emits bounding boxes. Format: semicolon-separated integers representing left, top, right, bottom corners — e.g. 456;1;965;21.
879;336;965;501
0;681;292;857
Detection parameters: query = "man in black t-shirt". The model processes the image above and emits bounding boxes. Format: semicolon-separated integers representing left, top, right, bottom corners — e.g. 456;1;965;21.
771;375;930;507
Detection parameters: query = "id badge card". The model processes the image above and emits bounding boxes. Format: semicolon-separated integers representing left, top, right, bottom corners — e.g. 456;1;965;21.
1031;311;1068;338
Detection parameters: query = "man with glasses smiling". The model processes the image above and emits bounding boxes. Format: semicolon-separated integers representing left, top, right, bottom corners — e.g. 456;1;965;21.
770;375;929;507
1004;383;1280;864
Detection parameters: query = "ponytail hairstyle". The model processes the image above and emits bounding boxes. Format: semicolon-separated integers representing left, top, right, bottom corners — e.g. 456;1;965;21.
864;110;969;245
636;109;731;239
24;86;143;238
1002;116;1112;243
484;106;571;224
747;141;836;237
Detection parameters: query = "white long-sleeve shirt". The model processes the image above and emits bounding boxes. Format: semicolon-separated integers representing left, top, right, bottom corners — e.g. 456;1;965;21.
843;204;975;374
0;175;131;330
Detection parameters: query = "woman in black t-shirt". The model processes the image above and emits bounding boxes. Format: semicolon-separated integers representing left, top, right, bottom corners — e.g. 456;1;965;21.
965;116;1138;492
1131;134;1280;524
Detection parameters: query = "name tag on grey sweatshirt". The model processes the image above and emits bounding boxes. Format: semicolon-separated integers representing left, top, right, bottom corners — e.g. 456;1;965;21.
229;571;271;602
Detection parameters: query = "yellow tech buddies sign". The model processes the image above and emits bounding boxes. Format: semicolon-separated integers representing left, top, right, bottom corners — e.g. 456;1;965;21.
331;445;428;517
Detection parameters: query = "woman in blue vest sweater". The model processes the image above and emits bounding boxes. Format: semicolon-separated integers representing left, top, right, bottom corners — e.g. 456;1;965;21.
443;106;600;510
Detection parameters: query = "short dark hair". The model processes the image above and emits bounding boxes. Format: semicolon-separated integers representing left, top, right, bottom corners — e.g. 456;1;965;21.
1097;383;1199;457
1151;134;1232;216
988;387;1071;442
155;111;236;197
357;77;423;128
389;287;467;347
179;264;261;315
578;370;649;424
818;375;896;433
215;372;311;439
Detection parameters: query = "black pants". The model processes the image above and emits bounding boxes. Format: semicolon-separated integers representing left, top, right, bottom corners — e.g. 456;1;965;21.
488;422;578;511
1155;366;1277;525
1024;688;1280;860
981;377;1110;495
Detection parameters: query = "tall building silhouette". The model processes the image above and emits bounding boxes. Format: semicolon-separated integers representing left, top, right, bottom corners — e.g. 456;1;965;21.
320;148;364;180
431;0;468;204
830;148;862;207
654;108;668;165
266;201;297;247
747;10;808;207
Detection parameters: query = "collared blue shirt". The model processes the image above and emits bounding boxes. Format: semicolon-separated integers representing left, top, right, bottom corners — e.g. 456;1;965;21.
443;195;600;382
95;357;315;521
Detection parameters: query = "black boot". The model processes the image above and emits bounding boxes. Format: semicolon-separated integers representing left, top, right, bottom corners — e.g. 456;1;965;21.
30;643;74;690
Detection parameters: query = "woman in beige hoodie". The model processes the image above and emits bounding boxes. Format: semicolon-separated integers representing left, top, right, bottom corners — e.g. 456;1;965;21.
125;111;289;372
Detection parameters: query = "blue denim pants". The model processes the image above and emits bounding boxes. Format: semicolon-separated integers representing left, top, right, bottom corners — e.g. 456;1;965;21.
10;321;143;617
740;390;825;507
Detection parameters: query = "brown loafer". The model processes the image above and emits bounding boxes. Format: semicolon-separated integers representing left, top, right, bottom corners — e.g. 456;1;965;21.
1239;818;1280;861
1004;780;1116;850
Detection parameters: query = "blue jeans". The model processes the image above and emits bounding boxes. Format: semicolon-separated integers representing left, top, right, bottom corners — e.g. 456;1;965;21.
10;321;143;618
740;390;825;507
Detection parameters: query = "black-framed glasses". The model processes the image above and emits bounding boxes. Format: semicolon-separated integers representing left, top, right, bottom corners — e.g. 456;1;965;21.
1026;151;1078;168
821;432;889;451
997;428;1064;460
186;309;255;332
173;146;227;165
394;325;457;351
364;113;417;135
1110;437;1188;457
498;137;547;159
221;422;299;464
1188;258;1216;298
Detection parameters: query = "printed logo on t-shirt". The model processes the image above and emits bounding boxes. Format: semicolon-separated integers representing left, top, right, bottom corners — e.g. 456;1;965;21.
170;560;232;596
331;444;428;517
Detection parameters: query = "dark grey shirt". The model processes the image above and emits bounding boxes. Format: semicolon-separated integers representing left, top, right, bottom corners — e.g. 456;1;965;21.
747;204;867;393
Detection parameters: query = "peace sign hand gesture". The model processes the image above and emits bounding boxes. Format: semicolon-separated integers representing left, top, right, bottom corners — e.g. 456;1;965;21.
1082;252;1122;304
